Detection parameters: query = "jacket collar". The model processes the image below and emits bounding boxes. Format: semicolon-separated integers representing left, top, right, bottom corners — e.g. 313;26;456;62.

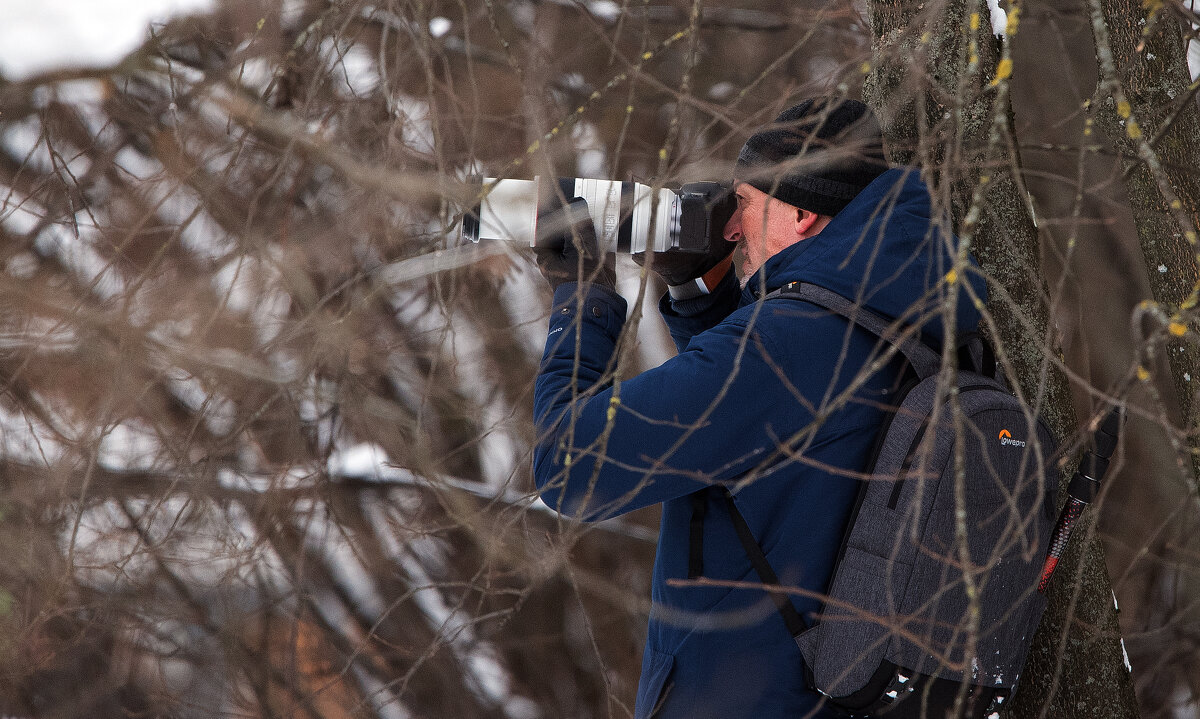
740;224;824;301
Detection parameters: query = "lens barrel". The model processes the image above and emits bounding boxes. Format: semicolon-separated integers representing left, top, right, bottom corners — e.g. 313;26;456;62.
459;176;730;254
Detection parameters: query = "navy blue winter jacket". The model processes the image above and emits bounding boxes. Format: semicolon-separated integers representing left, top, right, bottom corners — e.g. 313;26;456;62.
533;168;987;718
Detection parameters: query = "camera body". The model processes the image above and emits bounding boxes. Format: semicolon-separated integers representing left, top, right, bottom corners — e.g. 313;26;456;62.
460;177;734;255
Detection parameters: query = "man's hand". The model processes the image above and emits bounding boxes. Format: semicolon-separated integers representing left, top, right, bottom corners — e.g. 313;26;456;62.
633;182;736;293
633;238;736;288
534;197;616;291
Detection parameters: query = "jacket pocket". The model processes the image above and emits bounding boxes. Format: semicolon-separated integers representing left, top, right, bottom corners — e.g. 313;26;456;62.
634;648;675;719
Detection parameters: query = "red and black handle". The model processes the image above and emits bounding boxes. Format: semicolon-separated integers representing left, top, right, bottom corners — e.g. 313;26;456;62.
1038;406;1123;594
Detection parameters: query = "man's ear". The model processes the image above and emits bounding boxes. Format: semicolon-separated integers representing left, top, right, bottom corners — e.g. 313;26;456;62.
796;208;820;238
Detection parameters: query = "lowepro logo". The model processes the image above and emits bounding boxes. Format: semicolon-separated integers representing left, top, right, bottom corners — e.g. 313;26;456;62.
998;429;1027;448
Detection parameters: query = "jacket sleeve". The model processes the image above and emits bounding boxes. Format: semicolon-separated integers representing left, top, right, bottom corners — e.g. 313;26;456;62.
533;283;819;522
657;269;741;352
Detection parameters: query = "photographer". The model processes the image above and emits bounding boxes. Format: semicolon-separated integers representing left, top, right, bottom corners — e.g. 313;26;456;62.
531;98;987;718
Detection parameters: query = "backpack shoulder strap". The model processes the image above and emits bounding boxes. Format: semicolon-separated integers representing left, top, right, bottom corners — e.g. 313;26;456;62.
957;331;1001;381
721;489;809;636
765;282;941;380
685;487;809;636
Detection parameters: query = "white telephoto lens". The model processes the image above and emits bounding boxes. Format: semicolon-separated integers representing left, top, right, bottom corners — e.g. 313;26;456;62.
463;178;539;243
570;178;680;253
461;177;681;253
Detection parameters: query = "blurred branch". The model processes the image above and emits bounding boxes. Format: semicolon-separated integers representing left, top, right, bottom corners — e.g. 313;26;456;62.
203;85;466;206
376;242;512;285
0;458;658;543
542;0;791;31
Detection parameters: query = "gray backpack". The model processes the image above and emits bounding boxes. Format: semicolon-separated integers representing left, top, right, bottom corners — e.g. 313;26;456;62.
717;282;1058;718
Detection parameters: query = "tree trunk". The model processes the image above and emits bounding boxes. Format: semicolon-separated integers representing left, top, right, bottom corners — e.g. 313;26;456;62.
1090;0;1200;472
863;0;1140;715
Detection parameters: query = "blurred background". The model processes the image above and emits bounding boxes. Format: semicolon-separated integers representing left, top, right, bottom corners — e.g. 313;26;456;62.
0;0;1198;716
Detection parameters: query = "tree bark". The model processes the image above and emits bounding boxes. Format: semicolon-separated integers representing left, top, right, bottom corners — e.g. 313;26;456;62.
863;0;1140;715
1090;0;1200;471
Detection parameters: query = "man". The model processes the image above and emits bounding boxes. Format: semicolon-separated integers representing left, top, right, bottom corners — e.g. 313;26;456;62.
531;98;987;718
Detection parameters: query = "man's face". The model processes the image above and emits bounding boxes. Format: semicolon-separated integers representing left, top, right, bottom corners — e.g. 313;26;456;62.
723;183;802;286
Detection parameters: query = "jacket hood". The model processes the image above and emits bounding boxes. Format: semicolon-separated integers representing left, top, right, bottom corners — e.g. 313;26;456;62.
742;167;987;344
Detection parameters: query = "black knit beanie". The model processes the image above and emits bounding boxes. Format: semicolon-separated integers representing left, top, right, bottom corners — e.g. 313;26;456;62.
734;98;888;216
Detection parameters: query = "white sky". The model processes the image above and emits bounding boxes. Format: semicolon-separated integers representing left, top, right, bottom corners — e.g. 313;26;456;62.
0;0;214;80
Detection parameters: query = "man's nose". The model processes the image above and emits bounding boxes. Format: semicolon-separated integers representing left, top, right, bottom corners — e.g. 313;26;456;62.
723;213;742;243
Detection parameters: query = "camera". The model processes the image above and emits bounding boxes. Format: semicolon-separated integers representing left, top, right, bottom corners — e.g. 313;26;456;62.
459;177;734;255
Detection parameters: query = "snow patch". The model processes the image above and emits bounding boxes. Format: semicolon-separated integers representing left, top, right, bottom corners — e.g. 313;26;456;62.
231;56;276;95
588;0;621;22
393;95;436;156
98;420;163;470
708;82;736;101
0;398;65;464
329;442;392;477
1;117;52;173
1189;36;1200;82
987;0;1007;37
320;38;381;98
572;121;607;178
34;219;128;301
429;16;452;38
165;369;237;436
0;0;215;81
